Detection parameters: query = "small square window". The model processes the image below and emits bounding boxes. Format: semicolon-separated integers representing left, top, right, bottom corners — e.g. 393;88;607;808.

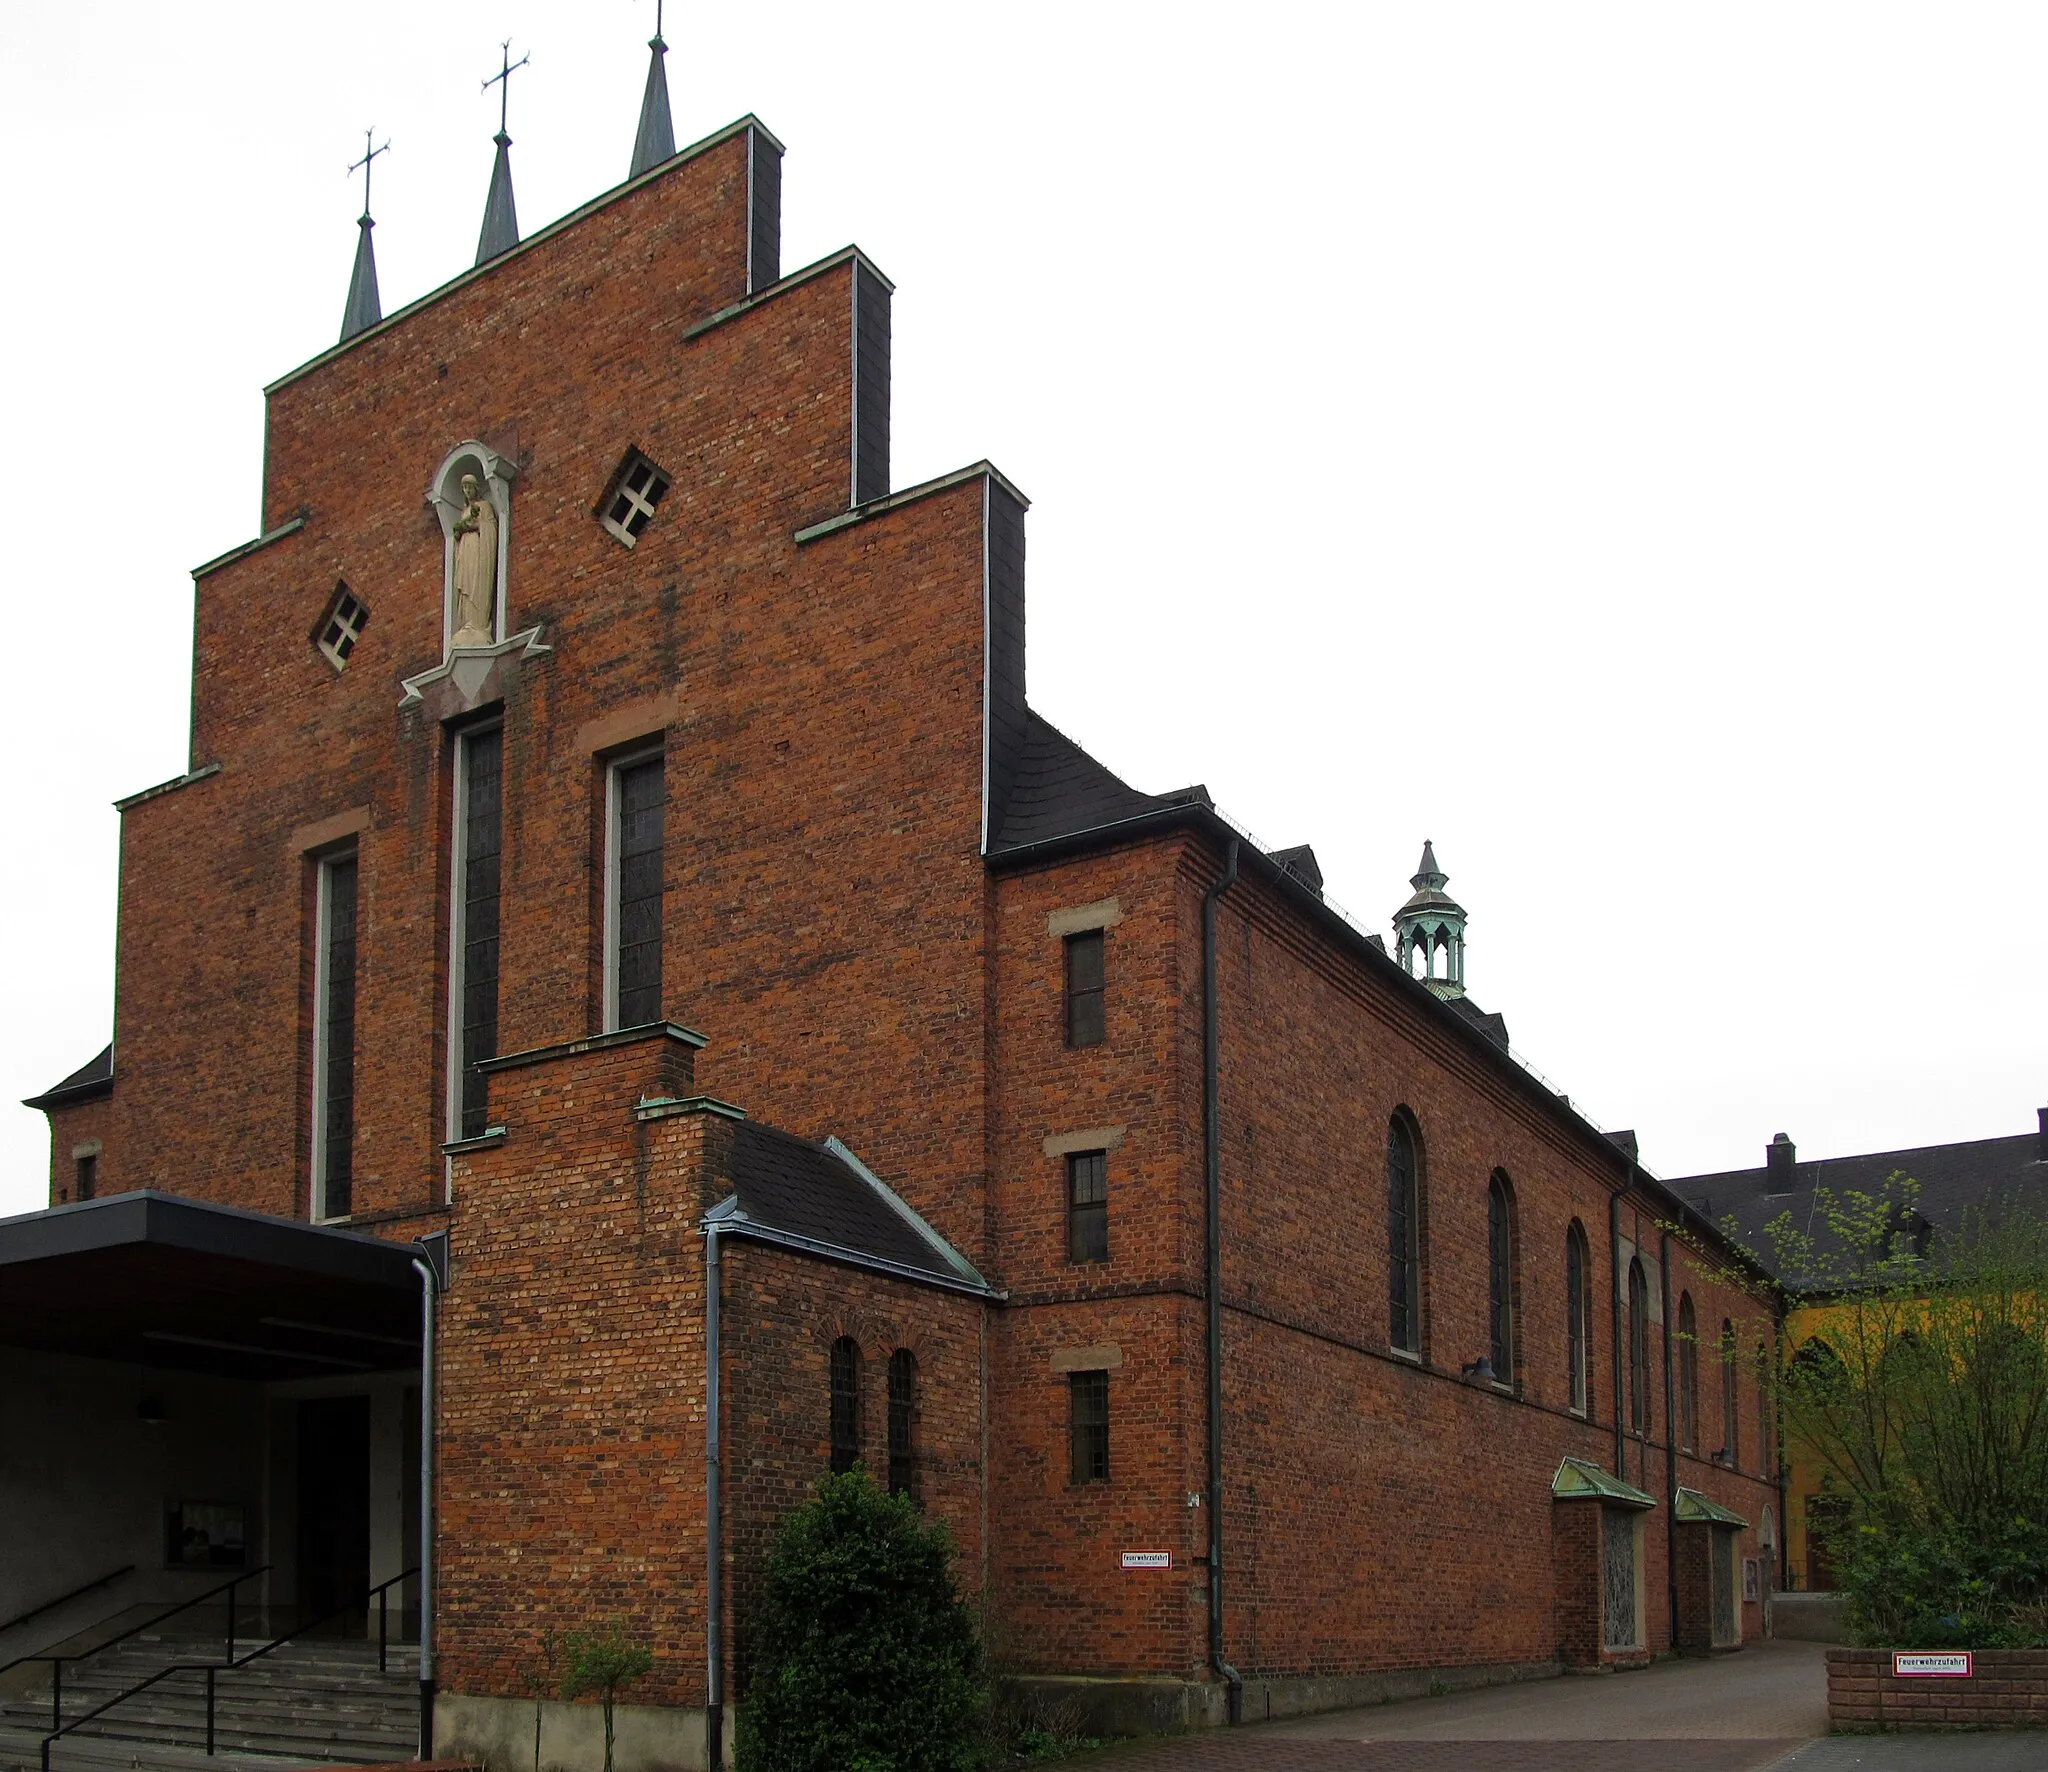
313;583;369;672
598;449;672;547
1067;1150;1108;1264
1069;1370;1110;1484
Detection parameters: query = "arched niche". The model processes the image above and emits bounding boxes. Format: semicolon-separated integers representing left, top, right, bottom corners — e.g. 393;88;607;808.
426;441;518;656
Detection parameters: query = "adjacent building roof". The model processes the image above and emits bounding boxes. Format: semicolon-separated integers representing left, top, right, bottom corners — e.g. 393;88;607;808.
1669;1127;2048;1284
1551;1455;1656;1508
0;1191;421;1376
22;1043;113;1110
1674;1486;1749;1528
705;1120;994;1296
987;709;1207;854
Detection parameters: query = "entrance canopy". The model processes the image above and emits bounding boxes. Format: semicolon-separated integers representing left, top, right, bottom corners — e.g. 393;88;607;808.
0;1191;421;1379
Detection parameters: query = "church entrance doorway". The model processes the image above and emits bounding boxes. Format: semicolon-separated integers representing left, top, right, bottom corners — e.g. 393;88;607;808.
296;1396;371;1630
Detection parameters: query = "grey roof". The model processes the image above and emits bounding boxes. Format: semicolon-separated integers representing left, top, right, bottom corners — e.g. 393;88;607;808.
341;216;382;342
1270;845;1324;898
630;35;677;177
988;708;1207;853
709;1120;991;1294
1668;1128;2048;1283
23;1043;113;1110
476;133;520;265
1446;996;1510;1051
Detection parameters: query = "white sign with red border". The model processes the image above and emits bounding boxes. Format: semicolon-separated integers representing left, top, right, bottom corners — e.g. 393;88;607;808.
1120;1550;1172;1570
1892;1652;1973;1678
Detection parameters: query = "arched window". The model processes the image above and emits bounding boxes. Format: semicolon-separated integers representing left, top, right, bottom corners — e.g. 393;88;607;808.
1487;1172;1516;1386
1565;1221;1591;1415
1720;1319;1739;1466
1627;1259;1651;1433
887;1349;918;1501
829;1337;862;1474
1676;1292;1699;1454
1386;1116;1422;1354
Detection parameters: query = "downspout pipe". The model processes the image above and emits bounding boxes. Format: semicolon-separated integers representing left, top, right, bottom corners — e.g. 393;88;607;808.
1609;1192;1624;1481
409;1233;447;1762
705;1225;726;1770
1660;1230;1678;1650
1203;838;1242;1724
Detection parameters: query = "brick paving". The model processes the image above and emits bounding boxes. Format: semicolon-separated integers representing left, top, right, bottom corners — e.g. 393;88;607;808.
1079;1739;1805;1771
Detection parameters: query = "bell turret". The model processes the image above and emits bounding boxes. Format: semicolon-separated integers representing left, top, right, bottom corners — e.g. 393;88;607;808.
1393;840;1467;1000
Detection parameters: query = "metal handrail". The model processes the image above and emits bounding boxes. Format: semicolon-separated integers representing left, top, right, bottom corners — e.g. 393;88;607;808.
0;1565;135;1638
38;1565;418;1770
0;1563;273;1727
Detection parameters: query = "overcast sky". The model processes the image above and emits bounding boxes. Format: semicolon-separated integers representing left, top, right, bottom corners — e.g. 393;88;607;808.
1;3;2042;1217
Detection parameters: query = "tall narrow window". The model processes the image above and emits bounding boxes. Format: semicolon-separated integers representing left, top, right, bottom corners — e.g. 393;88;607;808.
1565;1221;1590;1414
830;1337;862;1474
1487;1171;1516;1386
1387;1116;1421;1354
452;728;503;1141
313;852;359;1219
887;1349;918;1501
607;751;664;1029
74;1152;98;1203
1677;1293;1699;1454
1064;930;1104;1048
1721;1320;1740;1465
1069;1369;1110;1483
1628;1259;1651;1433
1067;1151;1108;1264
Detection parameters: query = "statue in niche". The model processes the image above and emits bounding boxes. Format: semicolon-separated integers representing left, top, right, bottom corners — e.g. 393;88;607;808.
449;473;499;648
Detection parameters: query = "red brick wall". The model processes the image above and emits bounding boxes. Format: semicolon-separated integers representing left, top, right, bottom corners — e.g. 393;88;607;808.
439;1030;988;1707
1830;1648;2048;1728
720;1240;986;1697
982;833;1779;1681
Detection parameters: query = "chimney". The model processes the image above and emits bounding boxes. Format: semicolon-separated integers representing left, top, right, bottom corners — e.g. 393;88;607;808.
1765;1132;1796;1194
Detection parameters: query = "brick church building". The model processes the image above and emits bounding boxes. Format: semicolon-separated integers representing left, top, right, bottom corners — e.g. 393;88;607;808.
5;32;1782;1770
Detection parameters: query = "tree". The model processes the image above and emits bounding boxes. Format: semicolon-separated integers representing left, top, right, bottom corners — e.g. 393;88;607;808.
562;1624;654;1772
738;1468;986;1772
1738;1176;2048;1645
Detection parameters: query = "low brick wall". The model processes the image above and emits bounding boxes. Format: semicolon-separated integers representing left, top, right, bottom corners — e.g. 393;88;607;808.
1828;1648;2048;1730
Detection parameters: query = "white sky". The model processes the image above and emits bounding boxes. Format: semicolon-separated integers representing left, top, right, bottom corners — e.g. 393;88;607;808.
2;3;2043;1218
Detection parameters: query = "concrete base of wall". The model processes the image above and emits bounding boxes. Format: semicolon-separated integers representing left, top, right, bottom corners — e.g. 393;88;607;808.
435;1691;730;1772
1773;1593;1849;1643
1003;1657;1563;1738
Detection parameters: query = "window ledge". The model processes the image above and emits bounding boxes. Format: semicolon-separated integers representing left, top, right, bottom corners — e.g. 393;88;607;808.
1387;1345;1423;1365
442;1127;508;1156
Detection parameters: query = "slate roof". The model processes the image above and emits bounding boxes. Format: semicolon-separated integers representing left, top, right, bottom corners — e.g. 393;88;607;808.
709;1119;992;1294
1445;996;1511;1052
1668;1128;2048;1285
23;1044;113;1110
988;709;1207;853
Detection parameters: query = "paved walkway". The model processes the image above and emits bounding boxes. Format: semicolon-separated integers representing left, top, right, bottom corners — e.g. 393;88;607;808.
1071;1642;2047;1771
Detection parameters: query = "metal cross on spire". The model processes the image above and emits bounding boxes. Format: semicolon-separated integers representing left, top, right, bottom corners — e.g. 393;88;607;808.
482;39;530;142
645;0;666;48
348;128;390;221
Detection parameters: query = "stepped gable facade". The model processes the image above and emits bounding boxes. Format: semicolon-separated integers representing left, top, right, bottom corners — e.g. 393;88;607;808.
16;93;1781;1768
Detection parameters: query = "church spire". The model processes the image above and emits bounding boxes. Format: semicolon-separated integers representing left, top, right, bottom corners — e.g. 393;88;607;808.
340;130;388;343
1393;839;1468;1000
476;41;528;266
630;2;677;178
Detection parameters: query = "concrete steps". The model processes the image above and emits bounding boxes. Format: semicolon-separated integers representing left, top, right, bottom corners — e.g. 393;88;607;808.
0;1635;420;1771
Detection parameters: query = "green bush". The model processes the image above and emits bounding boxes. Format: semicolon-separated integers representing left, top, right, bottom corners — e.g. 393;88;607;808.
738;1469;986;1772
1835;1513;2048;1649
